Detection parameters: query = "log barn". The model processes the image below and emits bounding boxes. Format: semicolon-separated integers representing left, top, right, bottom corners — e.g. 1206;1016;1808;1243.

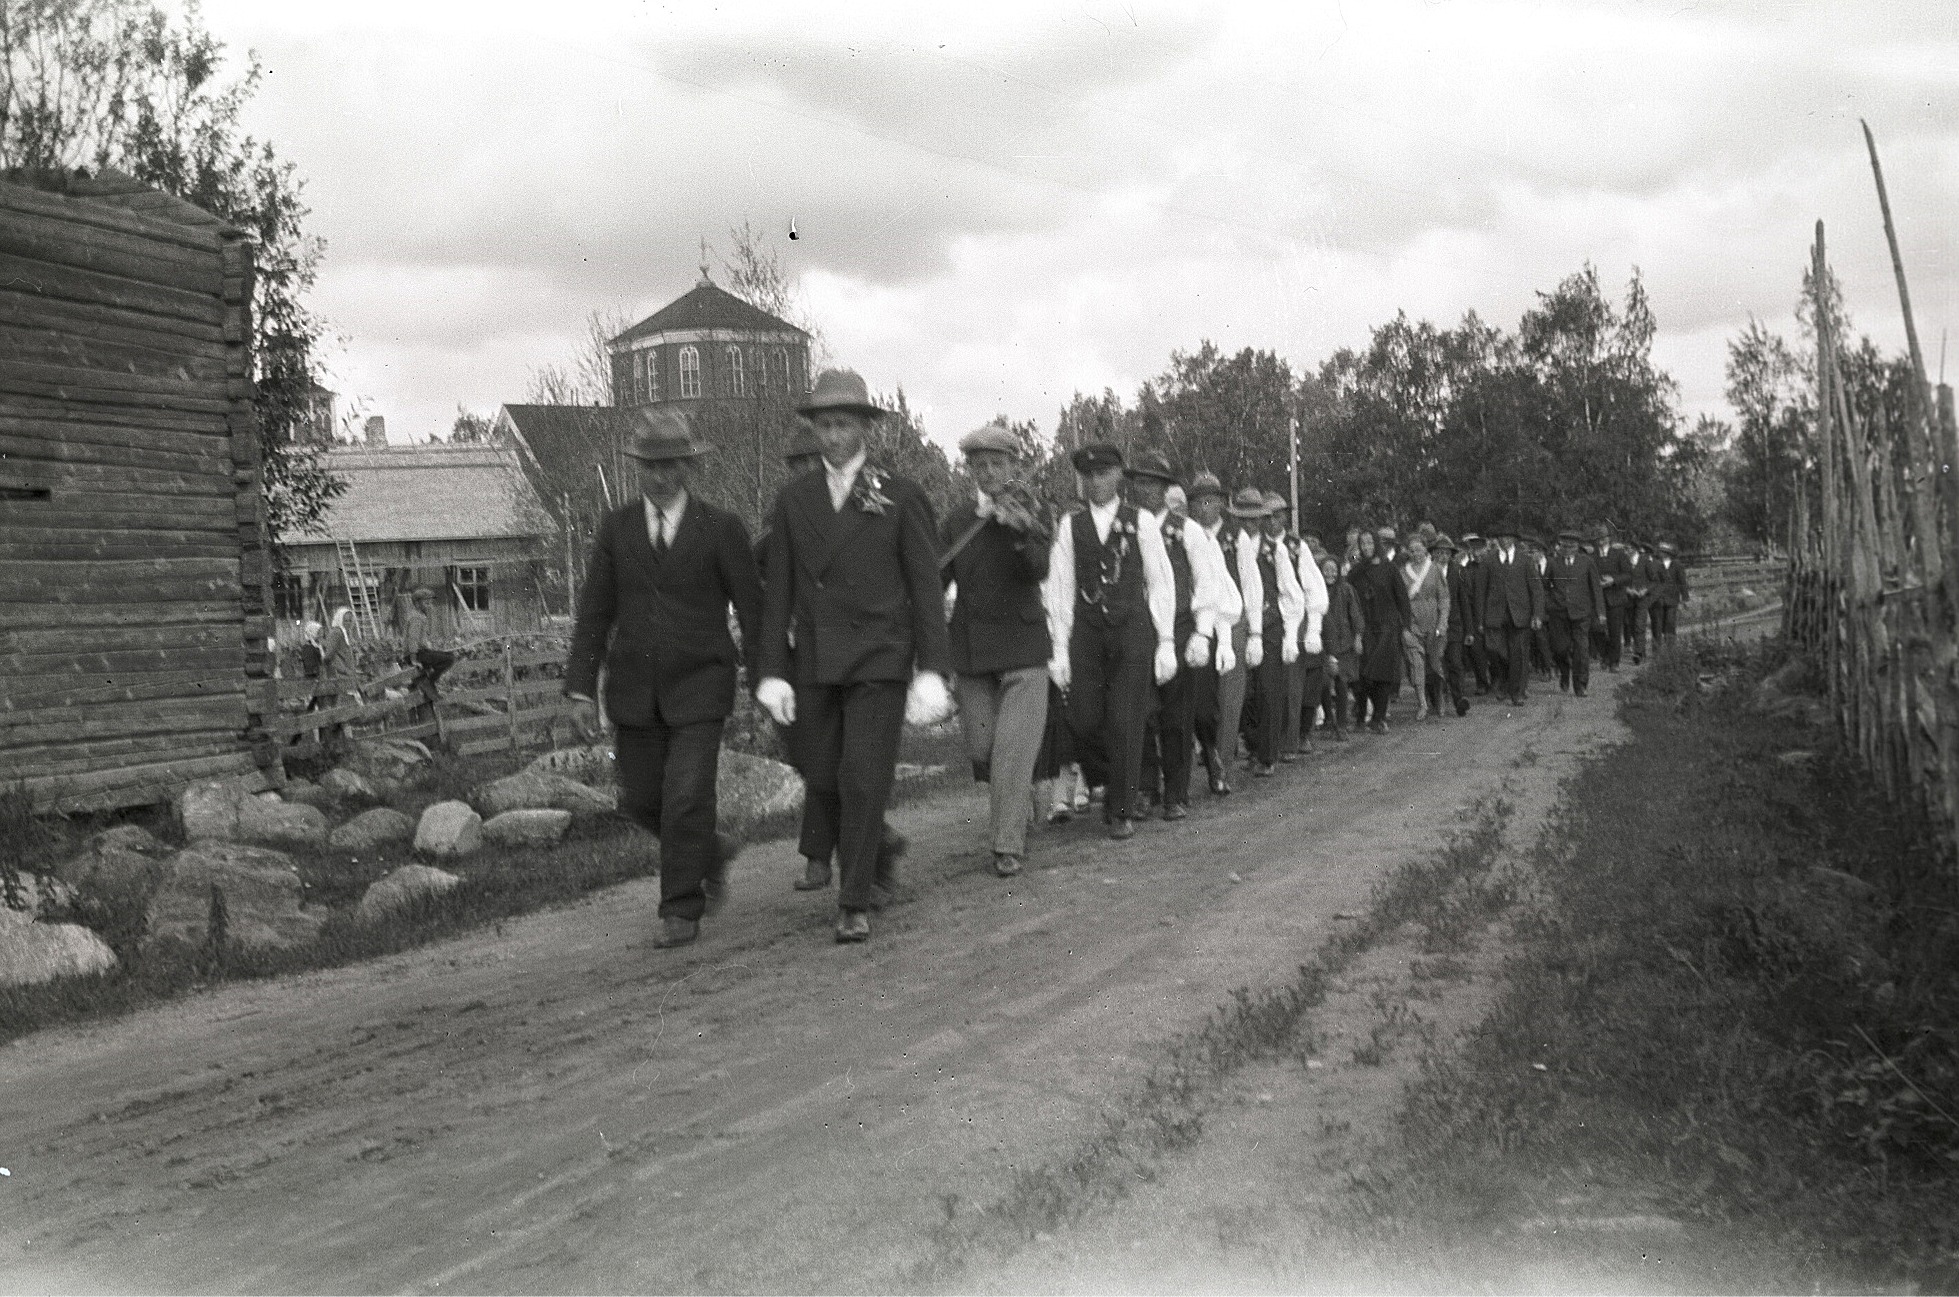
0;170;274;812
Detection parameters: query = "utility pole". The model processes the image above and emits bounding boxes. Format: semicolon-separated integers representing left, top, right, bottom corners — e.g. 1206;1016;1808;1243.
1288;412;1301;522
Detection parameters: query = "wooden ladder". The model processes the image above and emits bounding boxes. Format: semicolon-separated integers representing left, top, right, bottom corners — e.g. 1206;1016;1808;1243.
334;537;382;640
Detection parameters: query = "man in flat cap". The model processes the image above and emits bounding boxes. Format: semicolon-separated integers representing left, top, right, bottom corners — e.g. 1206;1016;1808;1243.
941;420;1052;877
755;369;953;943
1043;441;1179;839
1128;451;1239;820
565;407;764;949
1478;522;1545;707
1545;528;1607;697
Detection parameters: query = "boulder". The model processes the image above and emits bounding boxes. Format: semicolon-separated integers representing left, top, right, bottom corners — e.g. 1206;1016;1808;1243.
143;843;322;952
355;864;462;923
716;750;804;822
525;743;615;787
3;872;79;919
318;768;379;802
327;807;416;852
415;801;483;858
0;907;117;988
235;798;330;850
342;740;430;787
175;776;255;843
53;825;174;909
481;808;572;847
474;771;616;818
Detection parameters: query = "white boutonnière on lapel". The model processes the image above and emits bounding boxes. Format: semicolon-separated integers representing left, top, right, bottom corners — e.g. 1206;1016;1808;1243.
849;467;894;516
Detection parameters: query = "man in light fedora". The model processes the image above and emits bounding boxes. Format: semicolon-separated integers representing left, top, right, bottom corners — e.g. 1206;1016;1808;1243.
564;407;764;949
1043;441;1178;840
755;368;953;943
1235;489;1303;774
941;419;1052;876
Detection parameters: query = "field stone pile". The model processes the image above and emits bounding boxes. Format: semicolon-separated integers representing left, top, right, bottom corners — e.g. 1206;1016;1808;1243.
329;807;416;852
355;864;462;922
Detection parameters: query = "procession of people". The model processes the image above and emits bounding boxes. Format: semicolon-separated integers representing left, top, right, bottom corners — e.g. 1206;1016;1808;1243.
564;369;1691;949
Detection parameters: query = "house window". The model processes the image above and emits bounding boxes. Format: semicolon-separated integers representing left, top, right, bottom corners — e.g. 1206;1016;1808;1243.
644;347;660;401
728;346;746;396
631;351;646;404
678;346;700;398
453;566;491;612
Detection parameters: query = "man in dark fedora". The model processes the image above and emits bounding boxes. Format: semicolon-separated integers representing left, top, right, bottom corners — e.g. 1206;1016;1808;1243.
755;369;952;943
942;419;1052;877
1593;523;1637;673
1185;471;1242;794
1043;441;1178;840
1648;541;1689;644
1479;522;1545;707
1128;450;1238;820
1545;528;1607;697
564;407;764;949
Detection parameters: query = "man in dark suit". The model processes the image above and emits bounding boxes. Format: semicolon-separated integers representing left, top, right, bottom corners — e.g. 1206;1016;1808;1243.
1648;541;1689;643
565;409;764;949
1436;535;1474;716
1456;532;1494;695
942;420;1051;877
1593;524;1638;673
1479;523;1545;706
1544;529;1607;697
755;369;953;943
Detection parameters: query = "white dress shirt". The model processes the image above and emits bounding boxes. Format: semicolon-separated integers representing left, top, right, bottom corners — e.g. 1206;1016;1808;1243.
1295;542;1329;649
824;447;867;512
1142;508;1239;642
643;491;688;548
1234;528;1304;645
1042;498;1177;675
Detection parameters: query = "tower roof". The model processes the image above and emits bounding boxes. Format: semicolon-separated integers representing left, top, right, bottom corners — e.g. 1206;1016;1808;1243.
610;280;809;347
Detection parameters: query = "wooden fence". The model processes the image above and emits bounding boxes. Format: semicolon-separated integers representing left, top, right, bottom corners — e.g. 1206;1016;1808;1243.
266;639;585;768
1782;125;1959;863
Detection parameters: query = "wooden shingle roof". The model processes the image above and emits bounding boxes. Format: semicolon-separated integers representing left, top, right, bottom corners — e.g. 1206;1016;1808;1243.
281;444;552;545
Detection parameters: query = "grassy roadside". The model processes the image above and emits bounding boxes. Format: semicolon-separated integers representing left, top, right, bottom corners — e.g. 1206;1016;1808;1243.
0;727;966;1045
1344;638;1959;1290
907;789;1520;1288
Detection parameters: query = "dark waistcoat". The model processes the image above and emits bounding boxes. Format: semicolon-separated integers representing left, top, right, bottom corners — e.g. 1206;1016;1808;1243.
1161;517;1196;640
1073;505;1146;628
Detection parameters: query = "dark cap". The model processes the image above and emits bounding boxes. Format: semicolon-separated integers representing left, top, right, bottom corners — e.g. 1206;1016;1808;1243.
1124;449;1179;484
1188;471;1226;499
1070;442;1125;474
1557;528;1583;543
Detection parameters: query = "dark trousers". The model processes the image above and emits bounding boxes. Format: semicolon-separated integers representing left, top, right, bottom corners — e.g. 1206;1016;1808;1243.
1295;655;1327;744
1243;623;1289;765
792;679;906;912
1600;604;1626;669
1491;624;1534;700
1141;663;1197;811
1068;614;1155;822
1189;660;1223;775
1650;602;1677;642
412;647;456;703
1548;618;1592;693
1320;675;1349;734
1531;625;1554;677
1443;638;1470;712
616;716;726;922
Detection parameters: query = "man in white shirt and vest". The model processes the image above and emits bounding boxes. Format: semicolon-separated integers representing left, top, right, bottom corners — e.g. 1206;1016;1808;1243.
1043;442;1179;841
1189;472;1248;795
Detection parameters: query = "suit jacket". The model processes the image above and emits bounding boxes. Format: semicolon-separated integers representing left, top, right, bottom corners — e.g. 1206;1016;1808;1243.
1545;551;1607;623
760;465;951;686
941;498;1051;676
1647;555;1689;607
1597;546;1641;608
1480;546;1546;631
566;496;763;727
1446;559;1479;642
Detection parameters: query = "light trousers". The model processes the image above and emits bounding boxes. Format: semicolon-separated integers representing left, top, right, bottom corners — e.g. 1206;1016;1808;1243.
956;666;1048;856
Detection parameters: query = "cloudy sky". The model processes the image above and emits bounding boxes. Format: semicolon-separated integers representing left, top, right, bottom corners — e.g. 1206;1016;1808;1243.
202;0;1958;449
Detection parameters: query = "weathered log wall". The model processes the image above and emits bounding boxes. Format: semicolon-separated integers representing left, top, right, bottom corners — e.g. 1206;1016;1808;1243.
0;173;272;812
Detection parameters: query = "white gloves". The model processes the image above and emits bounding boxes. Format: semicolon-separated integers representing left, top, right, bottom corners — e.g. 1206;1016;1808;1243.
1303;628;1323;656
757;676;796;727
1184;633;1209;669
1214;636;1237;674
1153;640;1177;686
906;670;954;726
1048;657;1071;692
1245;635;1264;670
1281;636;1299;665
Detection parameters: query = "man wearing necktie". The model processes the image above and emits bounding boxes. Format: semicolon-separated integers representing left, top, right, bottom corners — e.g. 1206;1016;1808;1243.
1544;529;1607;697
754;369;953;944
564;408;764;949
1478;522;1546;707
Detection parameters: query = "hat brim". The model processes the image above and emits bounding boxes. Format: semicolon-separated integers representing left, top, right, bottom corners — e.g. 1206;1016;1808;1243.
1227;503;1270;518
796;400;885;419
1126;468;1179;484
627;443;710;462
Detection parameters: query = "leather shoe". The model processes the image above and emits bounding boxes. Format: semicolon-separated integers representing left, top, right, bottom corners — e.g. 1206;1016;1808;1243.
1162;803;1188;821
793;857;832;891
652;916;698;948
1455;697;1471;717
1253;763;1275;778
1107;818;1135;840
835;909;871;943
993;853;1023;877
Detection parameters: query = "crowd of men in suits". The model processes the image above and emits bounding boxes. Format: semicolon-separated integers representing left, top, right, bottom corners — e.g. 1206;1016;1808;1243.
565;369;1691;950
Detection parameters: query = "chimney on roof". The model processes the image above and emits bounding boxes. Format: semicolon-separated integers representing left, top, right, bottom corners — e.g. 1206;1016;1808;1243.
363;415;387;447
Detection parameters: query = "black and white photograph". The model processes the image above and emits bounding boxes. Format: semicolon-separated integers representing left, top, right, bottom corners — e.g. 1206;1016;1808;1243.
2;0;1956;1290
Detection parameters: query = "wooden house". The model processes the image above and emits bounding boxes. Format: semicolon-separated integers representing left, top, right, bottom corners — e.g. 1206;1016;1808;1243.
0;170;274;812
275;442;555;643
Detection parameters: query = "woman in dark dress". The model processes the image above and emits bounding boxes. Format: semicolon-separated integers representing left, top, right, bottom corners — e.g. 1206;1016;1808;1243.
1350;529;1413;733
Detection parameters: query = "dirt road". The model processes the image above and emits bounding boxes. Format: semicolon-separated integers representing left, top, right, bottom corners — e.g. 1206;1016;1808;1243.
1;683;1623;1295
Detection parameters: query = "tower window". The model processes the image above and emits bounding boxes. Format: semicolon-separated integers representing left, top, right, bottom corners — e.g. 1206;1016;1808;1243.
728;346;746;396
678;346;701;398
